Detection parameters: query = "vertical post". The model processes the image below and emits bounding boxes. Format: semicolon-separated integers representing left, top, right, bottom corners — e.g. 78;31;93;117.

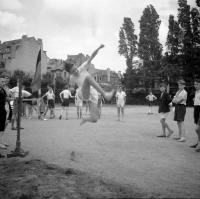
15;77;22;153
167;75;170;93
7;76;29;157
38;88;41;119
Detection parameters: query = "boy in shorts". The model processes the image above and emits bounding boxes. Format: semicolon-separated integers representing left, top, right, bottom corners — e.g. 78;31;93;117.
157;83;173;138
59;85;72;120
190;79;200;152
66;44;115;125
172;79;187;142
75;88;83;119
146;91;157;114
115;86;126;121
42;85;55;119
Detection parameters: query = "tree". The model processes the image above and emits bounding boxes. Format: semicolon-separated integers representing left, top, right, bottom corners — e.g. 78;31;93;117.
166;15;181;57
177;0;193;80
191;7;200;75
118;17;138;89
9;70;32;89
138;4;162;87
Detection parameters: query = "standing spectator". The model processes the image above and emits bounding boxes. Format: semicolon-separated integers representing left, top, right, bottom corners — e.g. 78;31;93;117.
97;93;104;118
75;88;83;119
172;79;187;142
59;85;72;120
190;79;200;152
116;86;126;121
0;74;8;153
10;82;31;130
145;91;157;114
157;83;173;138
38;97;46;120
42;85;55;119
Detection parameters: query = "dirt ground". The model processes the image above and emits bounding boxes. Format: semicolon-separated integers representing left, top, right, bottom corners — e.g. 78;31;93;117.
0;159;147;199
1;105;200;198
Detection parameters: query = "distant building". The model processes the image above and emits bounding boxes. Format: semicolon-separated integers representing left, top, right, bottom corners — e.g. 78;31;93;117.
47;53;121;90
0;35;48;75
92;68;121;90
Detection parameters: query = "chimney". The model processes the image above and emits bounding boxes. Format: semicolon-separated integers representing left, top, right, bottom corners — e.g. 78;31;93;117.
107;68;110;82
118;71;122;79
22;35;28;40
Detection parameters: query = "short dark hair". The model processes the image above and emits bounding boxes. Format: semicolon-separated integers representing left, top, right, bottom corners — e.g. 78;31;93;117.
64;62;74;73
160;82;167;88
177;79;186;85
194;78;200;83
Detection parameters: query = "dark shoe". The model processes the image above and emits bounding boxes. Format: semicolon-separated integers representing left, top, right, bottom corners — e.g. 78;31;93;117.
190;143;198;148
0;154;5;158
195;146;200;152
59;115;62;120
157;135;166;138
173;137;181;140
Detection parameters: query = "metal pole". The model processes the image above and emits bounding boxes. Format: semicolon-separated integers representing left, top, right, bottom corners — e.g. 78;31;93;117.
15;77;22;153
7;76;29;158
38;88;41;119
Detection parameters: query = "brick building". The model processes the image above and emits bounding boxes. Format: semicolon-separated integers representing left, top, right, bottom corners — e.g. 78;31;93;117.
0;35;48;75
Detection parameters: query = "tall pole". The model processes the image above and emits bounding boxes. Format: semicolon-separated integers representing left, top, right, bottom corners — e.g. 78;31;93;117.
15;77;22;153
7;76;29;157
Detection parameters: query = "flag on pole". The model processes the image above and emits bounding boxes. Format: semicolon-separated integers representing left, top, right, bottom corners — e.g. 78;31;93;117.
31;49;41;93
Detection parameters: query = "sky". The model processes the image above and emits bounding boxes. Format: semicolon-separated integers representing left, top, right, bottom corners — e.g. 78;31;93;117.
0;0;196;73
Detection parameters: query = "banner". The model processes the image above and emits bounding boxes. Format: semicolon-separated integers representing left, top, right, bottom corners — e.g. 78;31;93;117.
31;49;41;93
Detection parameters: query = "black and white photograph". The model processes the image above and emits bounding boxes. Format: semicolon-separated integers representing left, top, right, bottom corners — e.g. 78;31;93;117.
0;0;200;198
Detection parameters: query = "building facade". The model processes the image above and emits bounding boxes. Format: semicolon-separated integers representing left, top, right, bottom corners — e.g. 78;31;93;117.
0;35;48;75
47;54;121;90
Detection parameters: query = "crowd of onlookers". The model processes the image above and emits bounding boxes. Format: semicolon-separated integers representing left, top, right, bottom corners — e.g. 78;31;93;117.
1;71;200;158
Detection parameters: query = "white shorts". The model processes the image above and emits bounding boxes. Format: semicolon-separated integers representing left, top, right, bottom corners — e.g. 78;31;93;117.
117;101;125;108
160;112;169;119
76;100;83;107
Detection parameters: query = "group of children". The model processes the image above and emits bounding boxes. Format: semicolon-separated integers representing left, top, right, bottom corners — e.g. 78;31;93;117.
155;79;200;152
1;44;200;156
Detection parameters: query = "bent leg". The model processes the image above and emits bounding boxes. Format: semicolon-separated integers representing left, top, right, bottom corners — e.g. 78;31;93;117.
80;102;99;125
83;75;114;101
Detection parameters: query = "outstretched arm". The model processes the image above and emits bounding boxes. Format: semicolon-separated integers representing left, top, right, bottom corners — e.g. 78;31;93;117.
87;44;105;64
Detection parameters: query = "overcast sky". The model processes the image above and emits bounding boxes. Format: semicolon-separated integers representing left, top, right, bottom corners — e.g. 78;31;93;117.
0;0;196;72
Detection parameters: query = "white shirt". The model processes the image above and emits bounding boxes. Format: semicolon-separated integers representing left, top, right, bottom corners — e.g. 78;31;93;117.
10;87;31;98
60;89;72;99
45;91;55;100
173;89;187;105
146;94;157;101
194;90;200;106
116;91;126;103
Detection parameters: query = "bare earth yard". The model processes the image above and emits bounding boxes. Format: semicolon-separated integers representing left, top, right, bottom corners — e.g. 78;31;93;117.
1;105;200;198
